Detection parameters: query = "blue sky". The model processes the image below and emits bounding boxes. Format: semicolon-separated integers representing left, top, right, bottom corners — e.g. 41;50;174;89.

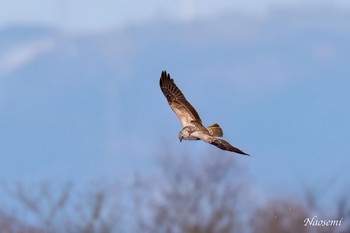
1;0;350;208
1;0;350;32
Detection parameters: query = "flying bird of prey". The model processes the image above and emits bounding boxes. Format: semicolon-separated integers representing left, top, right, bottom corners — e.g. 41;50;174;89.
160;71;249;155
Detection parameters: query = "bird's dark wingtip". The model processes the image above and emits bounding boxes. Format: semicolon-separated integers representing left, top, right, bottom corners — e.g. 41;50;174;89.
234;150;250;156
242;152;251;156
159;70;173;85
160;70;167;86
161;70;170;79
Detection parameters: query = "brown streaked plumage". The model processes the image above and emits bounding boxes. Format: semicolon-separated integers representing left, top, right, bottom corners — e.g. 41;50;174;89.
159;70;249;156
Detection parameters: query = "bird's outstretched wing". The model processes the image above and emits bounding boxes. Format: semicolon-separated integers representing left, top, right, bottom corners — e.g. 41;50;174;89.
160;71;202;127
191;131;250;156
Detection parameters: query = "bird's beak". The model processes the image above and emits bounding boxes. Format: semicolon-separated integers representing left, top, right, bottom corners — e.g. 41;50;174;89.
179;138;182;142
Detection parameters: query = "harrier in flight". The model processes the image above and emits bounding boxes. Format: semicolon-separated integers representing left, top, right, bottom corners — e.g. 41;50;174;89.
160;71;249;155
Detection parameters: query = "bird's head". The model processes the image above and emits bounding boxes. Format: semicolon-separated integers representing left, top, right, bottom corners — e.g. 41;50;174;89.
178;132;184;142
178;127;191;142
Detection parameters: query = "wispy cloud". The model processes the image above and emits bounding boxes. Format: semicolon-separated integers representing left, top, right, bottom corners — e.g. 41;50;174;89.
0;37;56;76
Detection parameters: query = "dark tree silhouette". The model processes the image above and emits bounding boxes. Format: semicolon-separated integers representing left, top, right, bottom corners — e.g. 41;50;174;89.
251;198;310;233
1;150;349;233
0;182;122;233
132;152;252;233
